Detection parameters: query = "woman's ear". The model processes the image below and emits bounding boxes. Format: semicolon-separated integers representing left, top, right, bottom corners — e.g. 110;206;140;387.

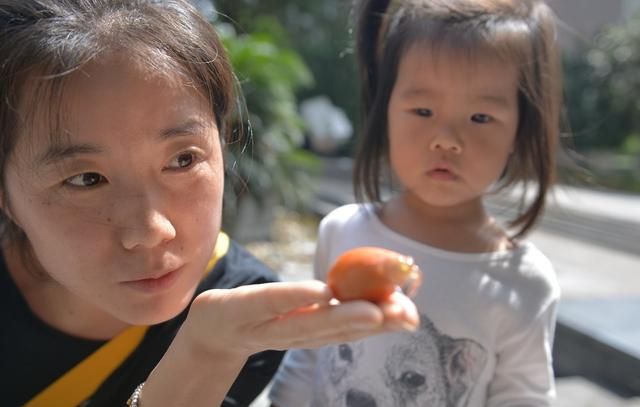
0;194;19;227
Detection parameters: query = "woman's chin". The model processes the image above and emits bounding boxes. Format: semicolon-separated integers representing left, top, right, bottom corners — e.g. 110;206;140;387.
120;294;194;326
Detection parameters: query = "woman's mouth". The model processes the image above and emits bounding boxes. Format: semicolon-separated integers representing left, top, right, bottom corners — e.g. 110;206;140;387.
122;267;182;294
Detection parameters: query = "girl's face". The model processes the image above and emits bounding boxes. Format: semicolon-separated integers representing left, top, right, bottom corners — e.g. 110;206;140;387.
4;54;224;325
387;45;519;209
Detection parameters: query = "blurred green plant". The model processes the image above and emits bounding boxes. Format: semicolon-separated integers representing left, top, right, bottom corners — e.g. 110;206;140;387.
214;0;360;155
214;22;321;233
564;13;640;152
561;13;640;192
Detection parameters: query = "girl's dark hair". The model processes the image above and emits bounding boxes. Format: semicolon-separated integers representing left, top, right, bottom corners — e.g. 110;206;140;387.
353;0;563;238
0;0;236;254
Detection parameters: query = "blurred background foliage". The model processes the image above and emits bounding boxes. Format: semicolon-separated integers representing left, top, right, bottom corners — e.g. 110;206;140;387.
217;23;318;233
196;0;640;234
199;3;323;233
215;0;359;133
563;12;640;192
204;0;359;234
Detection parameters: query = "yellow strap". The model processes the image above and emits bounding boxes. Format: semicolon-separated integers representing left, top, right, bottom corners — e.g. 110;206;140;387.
207;231;229;272
24;325;148;407
25;232;230;407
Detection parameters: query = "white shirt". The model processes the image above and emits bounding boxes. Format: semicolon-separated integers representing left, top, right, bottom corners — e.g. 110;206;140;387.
270;203;560;407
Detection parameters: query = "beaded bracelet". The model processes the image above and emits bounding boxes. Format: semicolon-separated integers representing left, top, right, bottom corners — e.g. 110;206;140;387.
126;382;145;407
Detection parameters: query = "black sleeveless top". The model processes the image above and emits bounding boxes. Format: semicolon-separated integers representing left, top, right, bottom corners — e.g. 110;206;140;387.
1;240;284;407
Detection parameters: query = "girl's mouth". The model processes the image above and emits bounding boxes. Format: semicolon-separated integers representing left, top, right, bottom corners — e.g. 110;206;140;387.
427;168;457;181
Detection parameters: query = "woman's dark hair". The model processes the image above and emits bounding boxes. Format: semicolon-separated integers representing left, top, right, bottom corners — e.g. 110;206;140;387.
353;0;563;238
0;0;236;254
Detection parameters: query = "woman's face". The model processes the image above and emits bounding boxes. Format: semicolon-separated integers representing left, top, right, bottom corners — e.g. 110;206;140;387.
4;54;224;325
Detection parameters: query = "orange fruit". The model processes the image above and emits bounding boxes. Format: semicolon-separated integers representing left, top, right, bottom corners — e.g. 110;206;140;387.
327;247;422;302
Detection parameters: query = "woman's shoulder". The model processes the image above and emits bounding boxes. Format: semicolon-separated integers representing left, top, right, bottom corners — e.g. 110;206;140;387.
198;240;280;292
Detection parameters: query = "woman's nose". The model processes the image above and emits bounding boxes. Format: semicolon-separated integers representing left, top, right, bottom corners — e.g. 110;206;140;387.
119;193;176;250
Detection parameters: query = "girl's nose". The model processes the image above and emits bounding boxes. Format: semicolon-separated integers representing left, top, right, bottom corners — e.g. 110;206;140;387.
119;195;176;250
429;127;462;154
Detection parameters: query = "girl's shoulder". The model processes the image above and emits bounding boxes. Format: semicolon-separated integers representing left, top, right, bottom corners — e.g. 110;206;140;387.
421;240;559;312
511;240;557;284
489;240;561;307
318;203;379;236
322;203;373;221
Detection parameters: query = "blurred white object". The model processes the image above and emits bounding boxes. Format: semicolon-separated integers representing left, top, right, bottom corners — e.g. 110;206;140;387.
300;96;353;154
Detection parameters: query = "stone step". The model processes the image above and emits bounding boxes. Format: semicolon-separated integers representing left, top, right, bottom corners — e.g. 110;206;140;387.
555;377;640;407
553;299;640;396
249;377;640;407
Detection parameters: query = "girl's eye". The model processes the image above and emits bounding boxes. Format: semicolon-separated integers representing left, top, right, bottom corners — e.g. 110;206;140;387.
65;172;106;188
413;108;433;118
167;152;196;170
471;113;493;123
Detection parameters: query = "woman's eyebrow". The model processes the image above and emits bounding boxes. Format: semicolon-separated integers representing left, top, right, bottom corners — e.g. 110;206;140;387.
158;119;209;141
36;119;211;167
37;142;103;167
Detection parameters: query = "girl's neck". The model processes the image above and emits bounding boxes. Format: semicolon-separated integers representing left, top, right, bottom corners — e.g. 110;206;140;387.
3;242;130;340
379;193;513;253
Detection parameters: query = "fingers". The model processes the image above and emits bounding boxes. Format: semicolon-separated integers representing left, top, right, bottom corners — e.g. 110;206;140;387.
194;282;420;354
378;291;420;331
286;328;386;350
283;299;385;330
207;281;418;329
256;300;386;350
256;281;334;315
212;280;334;319
253;294;420;350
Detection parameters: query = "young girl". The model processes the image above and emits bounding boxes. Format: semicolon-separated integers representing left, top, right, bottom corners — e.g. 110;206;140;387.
269;0;562;405
0;1;419;406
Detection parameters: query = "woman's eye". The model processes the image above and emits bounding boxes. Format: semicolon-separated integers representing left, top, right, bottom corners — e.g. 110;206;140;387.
168;152;196;170
65;172;105;188
471;113;492;123
413;108;433;117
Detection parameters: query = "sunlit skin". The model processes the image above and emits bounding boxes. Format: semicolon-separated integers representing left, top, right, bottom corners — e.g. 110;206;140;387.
381;45;520;252
3;54;223;339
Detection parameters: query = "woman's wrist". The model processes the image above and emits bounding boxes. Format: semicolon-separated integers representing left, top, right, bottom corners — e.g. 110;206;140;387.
141;327;247;407
126;382;145;407
184;290;256;357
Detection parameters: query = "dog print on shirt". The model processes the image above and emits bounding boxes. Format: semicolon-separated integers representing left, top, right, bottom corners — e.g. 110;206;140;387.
311;314;488;407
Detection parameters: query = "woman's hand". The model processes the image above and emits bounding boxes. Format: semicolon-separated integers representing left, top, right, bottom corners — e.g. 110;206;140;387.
184;280;419;358
143;280;419;407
